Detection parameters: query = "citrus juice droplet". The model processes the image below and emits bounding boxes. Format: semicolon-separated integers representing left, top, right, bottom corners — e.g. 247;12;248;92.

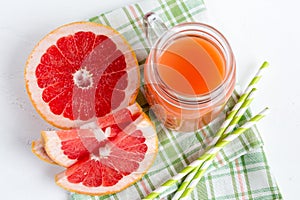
157;36;225;95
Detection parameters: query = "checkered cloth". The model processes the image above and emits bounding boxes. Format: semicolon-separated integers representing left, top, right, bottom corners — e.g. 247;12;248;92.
71;0;282;199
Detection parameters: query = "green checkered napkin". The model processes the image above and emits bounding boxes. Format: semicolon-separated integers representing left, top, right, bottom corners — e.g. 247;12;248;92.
71;0;282;199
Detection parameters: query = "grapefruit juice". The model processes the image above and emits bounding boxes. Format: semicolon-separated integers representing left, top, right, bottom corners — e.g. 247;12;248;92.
157;36;225;96
144;23;236;132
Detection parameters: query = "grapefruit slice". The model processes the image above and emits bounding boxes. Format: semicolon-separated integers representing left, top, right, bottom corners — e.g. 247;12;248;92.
25;22;140;129
40;103;158;195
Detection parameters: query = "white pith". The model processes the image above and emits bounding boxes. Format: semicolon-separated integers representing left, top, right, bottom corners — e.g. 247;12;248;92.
99;145;111;158
73;67;93;89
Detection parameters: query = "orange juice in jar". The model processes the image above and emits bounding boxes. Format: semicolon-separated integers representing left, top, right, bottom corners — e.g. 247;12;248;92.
143;13;236;132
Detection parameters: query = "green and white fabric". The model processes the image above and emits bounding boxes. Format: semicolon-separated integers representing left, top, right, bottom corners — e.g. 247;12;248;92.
71;0;282;199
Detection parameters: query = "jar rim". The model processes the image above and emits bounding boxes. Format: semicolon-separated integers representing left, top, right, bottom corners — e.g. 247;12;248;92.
147;22;236;106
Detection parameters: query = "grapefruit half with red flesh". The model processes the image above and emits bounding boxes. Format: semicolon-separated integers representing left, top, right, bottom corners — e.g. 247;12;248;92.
25;22;140;129
40;103;158;195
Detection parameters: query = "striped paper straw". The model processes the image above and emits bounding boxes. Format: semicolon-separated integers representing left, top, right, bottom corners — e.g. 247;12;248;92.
245;61;269;93
173;88;257;199
177;107;269;199
204;61;268;153
173;62;269;199
143;62;269;200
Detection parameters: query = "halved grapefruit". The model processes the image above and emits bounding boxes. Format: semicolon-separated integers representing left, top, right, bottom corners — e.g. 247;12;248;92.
25;22;140;129
38;103;158;195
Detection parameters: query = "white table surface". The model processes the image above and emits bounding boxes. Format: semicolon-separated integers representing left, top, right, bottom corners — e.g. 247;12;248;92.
0;0;298;199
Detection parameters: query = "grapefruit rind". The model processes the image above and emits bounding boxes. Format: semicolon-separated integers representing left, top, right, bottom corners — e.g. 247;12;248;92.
55;113;158;195
31;138;57;165
25;21;140;129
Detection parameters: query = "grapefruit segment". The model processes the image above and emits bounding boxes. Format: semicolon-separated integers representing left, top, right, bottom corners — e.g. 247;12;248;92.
40;103;157;195
25;22;140;129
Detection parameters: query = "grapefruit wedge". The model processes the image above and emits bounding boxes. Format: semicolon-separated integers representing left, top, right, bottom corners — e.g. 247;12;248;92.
25;22;140;129
39;103;158;195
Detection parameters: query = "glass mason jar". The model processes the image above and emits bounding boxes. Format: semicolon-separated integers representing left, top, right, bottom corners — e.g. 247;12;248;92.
143;13;236;132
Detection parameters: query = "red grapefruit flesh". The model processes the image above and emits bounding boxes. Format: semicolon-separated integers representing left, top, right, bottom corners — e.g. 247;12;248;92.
25;22;140;129
41;103;158;195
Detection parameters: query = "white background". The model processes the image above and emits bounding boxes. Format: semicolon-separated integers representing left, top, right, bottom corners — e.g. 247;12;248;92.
0;0;298;199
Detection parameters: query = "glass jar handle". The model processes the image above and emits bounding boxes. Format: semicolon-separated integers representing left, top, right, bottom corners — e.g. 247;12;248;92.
143;12;168;46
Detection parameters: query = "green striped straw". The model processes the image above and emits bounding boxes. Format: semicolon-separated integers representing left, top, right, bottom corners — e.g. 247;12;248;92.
143;62;269;200
212;61;269;146
210;61;269;143
173;62;269;199
177;107;269;199
172;88;257;199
